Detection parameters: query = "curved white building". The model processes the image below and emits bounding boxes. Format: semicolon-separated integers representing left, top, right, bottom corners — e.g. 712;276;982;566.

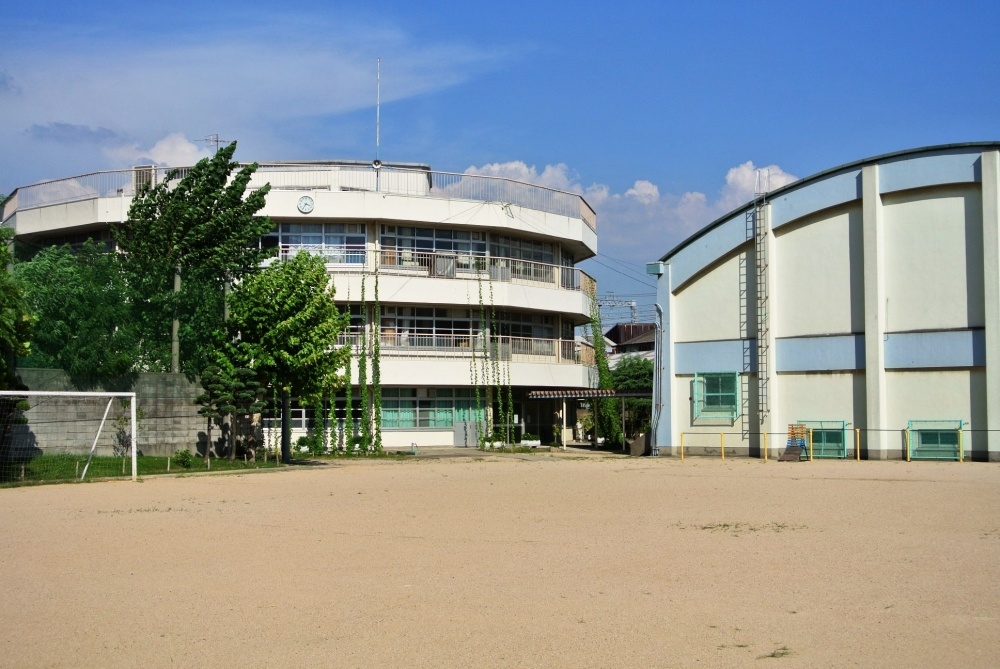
2;160;599;447
647;143;1000;461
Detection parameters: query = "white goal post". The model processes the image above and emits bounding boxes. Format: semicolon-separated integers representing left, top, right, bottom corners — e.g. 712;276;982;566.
0;391;138;482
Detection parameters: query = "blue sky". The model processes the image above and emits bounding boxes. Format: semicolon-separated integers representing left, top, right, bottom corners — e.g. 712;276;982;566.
3;0;999;321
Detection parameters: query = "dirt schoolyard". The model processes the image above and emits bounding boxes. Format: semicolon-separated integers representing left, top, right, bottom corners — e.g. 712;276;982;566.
1;453;998;668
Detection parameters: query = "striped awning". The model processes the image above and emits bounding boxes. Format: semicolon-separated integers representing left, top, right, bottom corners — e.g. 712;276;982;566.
527;389;652;399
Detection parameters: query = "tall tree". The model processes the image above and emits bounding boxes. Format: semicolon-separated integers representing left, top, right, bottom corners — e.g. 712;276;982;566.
0;228;32;389
227;252;351;462
611;354;654;438
112;141;273;375
0;228;33;464
589;300;622;448
15;241;138;388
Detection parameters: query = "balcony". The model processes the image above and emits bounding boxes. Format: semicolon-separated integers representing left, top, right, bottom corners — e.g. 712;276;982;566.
336;333;594;366
277;245;597;296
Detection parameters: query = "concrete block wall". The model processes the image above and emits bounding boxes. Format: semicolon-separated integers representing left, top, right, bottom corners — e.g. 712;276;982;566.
14;369;207;457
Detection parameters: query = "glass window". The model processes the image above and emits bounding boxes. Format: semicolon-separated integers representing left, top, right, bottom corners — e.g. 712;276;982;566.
693;372;740;420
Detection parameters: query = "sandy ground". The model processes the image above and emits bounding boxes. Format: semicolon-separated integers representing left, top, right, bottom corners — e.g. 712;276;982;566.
1;452;998;669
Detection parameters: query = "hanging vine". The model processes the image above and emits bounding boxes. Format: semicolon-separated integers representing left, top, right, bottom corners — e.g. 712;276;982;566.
372;267;382;452
475;272;488;448
343;282;352;452
589;291;622;447
359;275;370;451
488;280;503;447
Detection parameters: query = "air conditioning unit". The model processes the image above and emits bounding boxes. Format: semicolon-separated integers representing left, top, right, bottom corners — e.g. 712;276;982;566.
431;255;457;278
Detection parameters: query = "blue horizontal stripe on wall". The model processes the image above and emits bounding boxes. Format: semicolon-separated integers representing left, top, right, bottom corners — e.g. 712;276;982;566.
878;150;980;194
770;170;862;230
675;339;746;374
776;335;865;372
884;329;985;369
670;214;748;291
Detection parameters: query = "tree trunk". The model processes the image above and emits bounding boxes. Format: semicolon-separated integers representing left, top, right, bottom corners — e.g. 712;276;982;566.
171;267;181;374
281;389;291;463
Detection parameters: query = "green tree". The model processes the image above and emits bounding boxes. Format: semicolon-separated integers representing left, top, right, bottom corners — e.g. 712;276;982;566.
227;252;351;462
194;355;266;461
14;241;138;388
612;354;654;438
589;301;622;448
112;141;273;375
0;227;33;464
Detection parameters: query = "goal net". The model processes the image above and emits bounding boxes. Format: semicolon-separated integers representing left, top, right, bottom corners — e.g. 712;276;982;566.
0;391;138;483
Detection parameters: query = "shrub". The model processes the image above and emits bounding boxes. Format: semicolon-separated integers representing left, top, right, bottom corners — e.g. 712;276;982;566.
174;449;193;469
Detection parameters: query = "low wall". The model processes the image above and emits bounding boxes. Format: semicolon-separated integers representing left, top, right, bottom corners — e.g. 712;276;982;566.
14;369;207;457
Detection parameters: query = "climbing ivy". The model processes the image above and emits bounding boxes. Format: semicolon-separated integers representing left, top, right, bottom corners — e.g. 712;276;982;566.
372;268;382;452
589;291;622;447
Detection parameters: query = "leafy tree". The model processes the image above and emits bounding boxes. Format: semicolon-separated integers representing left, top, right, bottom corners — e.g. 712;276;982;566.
194;364;235;463
112;141;273;375
589;302;622;448
227;252;351;462
612;354;654;438
14;241;138;388
194;355;266;461
0;227;32;463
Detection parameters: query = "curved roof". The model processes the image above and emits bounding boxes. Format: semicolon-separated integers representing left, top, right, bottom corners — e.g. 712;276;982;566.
659;141;1000;262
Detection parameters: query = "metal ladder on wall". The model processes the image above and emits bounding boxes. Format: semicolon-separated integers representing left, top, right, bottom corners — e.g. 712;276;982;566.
754;170;770;423
739;209;753;440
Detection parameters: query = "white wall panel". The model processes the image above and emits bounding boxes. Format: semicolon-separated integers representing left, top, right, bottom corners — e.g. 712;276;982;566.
883;185;984;331
775;205;864;337
673;252;743;343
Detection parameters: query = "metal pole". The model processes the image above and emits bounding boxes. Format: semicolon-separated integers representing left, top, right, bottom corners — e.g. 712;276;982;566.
763;432;768;462
958;428;963;462
720;432;725;461
905;428;911;462
856;428;861;461
808;428;814;461
130;393;138;481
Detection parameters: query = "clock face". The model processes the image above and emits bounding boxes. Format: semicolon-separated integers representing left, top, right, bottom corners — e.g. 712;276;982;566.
297;196;315;214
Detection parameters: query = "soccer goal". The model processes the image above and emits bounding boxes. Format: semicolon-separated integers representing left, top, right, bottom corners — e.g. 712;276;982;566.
0;391;138;483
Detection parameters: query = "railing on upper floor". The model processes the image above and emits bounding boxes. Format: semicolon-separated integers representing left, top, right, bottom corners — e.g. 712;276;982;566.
278;245;595;294
335;332;593;366
4;163;597;232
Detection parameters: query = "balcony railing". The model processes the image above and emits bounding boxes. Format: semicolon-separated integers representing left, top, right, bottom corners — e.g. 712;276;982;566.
335;332;593;366
5;163;596;231
278;245;596;294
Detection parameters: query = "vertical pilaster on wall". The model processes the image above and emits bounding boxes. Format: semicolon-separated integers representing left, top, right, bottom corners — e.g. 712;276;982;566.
862;164;889;459
646;261;674;454
981;150;1000;462
758;203;780;443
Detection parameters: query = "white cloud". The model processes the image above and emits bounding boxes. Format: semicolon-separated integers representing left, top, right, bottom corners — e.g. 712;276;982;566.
463;159;798;264
1;16;512;187
624;180;660;205
104;133;212;167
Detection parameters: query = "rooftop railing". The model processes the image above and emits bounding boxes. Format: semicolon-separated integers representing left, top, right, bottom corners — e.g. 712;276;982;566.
4;163;596;231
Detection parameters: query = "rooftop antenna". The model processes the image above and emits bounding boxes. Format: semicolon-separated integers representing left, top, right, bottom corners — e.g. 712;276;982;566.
375;57;381;166
201;134;229;153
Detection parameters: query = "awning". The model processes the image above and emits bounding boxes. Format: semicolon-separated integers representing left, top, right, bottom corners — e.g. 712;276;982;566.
527;389;652;399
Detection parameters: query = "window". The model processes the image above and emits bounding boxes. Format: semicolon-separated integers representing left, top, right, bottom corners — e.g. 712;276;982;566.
798;421;847;458
693;372;740;421
381;388;486;430
908;420;962;460
266;223;367;263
